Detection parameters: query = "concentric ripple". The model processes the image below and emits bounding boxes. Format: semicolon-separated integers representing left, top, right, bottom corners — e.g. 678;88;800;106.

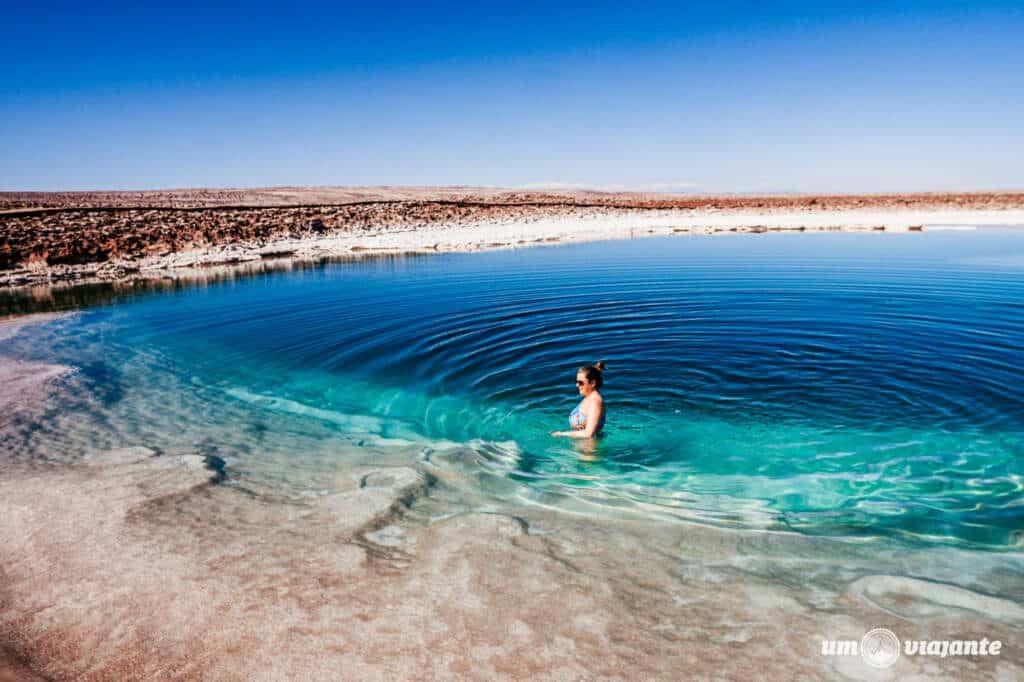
3;229;1024;549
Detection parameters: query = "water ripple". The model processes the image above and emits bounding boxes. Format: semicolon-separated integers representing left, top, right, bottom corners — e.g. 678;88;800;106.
4;231;1024;549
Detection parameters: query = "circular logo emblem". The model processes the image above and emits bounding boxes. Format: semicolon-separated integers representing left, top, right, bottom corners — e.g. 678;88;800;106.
860;628;901;668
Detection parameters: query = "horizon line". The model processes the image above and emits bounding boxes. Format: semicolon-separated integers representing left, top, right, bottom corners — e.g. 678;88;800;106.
3;184;1024;198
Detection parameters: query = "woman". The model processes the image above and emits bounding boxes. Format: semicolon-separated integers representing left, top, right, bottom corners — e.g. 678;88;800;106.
552;361;606;439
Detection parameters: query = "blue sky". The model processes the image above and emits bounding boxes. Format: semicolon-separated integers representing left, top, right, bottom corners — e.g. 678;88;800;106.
2;1;1022;192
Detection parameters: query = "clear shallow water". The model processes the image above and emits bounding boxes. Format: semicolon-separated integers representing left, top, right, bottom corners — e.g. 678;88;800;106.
3;230;1024;551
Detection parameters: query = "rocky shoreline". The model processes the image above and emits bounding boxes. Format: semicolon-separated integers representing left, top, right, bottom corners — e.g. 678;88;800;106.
3;187;1024;291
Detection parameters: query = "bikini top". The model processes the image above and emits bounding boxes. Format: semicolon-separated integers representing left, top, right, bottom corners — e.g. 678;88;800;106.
570;402;605;432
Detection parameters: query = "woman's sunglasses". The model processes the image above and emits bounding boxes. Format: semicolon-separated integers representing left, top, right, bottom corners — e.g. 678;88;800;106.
576;380;586;385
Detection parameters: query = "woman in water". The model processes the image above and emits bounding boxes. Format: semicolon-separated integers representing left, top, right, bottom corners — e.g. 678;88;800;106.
552;361;606;439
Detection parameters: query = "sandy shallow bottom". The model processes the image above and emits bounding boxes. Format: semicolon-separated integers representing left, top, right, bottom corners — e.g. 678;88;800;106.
2;319;1022;681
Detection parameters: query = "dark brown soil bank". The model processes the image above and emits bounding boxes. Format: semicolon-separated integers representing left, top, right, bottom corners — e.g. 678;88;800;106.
2;187;1022;271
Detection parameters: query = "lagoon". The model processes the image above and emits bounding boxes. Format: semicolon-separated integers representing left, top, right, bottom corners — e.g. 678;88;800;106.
2;229;1023;678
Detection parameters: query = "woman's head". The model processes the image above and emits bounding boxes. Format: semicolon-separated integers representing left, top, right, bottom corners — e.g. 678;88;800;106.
576;361;607;394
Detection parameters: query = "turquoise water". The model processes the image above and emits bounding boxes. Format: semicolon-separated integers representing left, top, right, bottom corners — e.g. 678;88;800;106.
3;230;1024;551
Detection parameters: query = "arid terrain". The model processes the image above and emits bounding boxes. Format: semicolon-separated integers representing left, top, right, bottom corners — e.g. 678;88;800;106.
2;187;1024;289
6;186;1021;212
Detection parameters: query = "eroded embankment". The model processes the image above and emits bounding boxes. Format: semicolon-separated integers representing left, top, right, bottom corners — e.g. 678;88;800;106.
3;189;1024;291
0;202;595;270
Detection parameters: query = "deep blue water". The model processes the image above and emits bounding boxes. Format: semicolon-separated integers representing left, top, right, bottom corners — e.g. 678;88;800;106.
4;229;1024;550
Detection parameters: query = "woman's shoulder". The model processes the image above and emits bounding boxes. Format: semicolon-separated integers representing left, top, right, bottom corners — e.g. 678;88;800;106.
589;392;604;406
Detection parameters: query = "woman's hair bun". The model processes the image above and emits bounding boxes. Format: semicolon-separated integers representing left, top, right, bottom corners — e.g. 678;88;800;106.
594;360;607;371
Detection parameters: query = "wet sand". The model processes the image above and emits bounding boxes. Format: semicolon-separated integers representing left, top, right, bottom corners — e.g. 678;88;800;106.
3;188;1024;290
2;316;1023;680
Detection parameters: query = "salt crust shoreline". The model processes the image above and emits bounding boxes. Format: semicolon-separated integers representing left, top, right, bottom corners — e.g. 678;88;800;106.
1;420;1021;680
4;207;1024;290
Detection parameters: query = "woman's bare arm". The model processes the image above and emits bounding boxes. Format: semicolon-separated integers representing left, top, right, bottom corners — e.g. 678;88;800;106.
552;396;604;438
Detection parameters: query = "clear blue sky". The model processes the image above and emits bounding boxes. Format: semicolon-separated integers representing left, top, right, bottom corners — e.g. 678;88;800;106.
3;1;1022;192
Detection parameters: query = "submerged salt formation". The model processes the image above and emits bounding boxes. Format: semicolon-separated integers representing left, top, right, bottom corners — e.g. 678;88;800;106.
1;436;1021;680
0;315;72;413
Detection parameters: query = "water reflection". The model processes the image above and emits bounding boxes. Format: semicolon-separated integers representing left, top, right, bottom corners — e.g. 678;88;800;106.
0;252;435;316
